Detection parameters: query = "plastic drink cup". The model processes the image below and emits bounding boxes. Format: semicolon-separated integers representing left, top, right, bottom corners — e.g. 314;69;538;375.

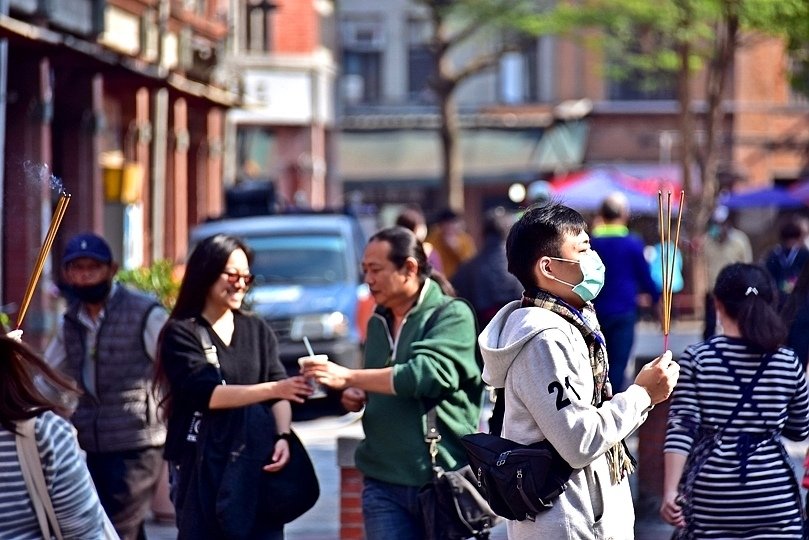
297;354;329;399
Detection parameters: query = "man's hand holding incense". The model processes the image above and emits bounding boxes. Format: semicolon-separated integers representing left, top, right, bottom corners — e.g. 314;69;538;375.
634;350;680;405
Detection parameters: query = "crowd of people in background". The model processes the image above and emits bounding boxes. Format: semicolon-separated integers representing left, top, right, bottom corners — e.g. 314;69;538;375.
4;195;809;540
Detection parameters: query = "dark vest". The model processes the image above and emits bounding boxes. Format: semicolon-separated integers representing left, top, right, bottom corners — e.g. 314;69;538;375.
62;285;167;452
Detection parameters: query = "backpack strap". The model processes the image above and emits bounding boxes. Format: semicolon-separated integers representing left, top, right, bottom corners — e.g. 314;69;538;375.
489;388;505;437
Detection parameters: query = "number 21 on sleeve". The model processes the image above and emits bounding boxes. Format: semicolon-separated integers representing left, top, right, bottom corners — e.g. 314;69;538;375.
547;377;582;410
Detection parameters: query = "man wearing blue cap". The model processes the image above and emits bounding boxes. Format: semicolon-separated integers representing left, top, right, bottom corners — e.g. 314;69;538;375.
45;233;168;540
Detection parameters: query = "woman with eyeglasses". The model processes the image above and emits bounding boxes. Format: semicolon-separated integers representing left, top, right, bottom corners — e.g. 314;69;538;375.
156;233;312;539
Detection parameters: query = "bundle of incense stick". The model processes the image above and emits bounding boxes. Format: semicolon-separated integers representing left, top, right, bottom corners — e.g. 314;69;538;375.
657;190;685;350
16;192;71;329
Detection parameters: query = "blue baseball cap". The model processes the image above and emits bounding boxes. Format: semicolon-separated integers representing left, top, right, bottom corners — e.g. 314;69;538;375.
63;233;113;265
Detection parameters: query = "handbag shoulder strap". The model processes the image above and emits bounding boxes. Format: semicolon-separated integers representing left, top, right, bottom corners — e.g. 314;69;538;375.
421;298;467;462
194;319;225;385
422;297;486;461
424;407;441;467
15;417;64;540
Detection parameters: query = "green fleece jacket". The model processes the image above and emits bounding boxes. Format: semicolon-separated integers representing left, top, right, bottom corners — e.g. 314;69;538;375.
355;279;484;487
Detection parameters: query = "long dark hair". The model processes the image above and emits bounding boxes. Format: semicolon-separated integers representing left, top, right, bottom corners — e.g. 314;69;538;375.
0;336;79;432
714;263;786;352
369;226;455;296
170;234;254;320
156;234;253;418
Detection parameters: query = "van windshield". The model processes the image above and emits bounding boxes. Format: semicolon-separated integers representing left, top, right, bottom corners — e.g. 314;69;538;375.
246;234;349;284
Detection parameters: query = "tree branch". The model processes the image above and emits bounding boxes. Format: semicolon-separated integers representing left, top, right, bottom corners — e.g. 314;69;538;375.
447;41;525;86
446;18;487;50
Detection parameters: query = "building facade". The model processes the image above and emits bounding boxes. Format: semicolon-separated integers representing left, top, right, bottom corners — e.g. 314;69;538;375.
222;0;338;210
336;0;587;227
0;0;234;342
335;1;809;228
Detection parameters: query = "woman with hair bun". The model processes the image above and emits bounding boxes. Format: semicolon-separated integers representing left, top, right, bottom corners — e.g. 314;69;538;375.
661;263;809;539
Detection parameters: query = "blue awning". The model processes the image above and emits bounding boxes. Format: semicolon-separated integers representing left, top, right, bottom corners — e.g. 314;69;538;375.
719;186;805;209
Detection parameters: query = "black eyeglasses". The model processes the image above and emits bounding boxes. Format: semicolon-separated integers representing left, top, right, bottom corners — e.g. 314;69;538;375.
221;271;255;286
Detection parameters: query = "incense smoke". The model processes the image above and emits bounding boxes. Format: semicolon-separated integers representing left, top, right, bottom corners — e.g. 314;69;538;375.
22;160;67;195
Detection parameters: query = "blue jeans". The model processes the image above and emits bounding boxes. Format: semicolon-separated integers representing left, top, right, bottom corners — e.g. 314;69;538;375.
600;311;637;392
362;477;424;540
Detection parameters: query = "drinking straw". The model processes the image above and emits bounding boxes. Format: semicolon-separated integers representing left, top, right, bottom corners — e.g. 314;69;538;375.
303;335;316;357
16;192;71;329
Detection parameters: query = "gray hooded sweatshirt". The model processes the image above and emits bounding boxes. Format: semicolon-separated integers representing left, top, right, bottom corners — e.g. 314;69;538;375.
479;300;653;540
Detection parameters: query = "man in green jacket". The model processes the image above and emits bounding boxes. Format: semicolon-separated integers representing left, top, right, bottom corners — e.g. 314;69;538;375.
303;226;483;540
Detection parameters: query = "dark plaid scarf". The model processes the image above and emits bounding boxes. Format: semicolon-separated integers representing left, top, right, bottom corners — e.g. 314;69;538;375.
522;289;636;484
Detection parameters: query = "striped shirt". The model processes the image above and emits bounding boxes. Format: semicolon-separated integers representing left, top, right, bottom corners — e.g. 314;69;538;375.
0;411;107;539
665;336;809;539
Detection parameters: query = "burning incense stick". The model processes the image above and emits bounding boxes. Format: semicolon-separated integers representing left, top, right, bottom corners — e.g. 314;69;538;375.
16;192;71;329
657;190;685;350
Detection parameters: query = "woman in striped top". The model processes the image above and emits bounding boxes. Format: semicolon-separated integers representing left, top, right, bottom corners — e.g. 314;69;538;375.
0;334;109;539
661;263;809;539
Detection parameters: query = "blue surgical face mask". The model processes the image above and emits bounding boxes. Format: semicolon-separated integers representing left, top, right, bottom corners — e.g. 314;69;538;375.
548;250;605;302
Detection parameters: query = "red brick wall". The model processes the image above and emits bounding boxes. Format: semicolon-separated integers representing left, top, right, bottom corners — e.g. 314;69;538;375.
274;0;318;53
340;467;365;540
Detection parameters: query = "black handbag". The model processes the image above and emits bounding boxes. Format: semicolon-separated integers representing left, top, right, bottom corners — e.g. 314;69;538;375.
214;407;320;534
460;387;574;522
461;432;573;521
182;323;319;539
418;407;501;540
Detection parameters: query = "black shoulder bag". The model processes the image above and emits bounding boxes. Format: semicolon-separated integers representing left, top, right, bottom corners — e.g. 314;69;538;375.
179;322;319;539
460;387;574;522
418;407;502;539
416;298;502;539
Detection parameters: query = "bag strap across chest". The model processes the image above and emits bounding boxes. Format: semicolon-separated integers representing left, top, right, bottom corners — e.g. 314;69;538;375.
15;417;64;540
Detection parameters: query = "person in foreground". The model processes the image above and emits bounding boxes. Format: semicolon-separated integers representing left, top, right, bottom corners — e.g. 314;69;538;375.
477;203;679;540
0;334;110;539
302;226;483;540
661;263;809;539
157;234;312;539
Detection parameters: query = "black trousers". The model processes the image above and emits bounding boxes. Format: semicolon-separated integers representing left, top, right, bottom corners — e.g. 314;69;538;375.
86;446;164;540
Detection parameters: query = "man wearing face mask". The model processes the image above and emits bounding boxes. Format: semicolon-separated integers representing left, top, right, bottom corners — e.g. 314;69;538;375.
479;203;679;539
44;233;168;540
590;192;659;392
